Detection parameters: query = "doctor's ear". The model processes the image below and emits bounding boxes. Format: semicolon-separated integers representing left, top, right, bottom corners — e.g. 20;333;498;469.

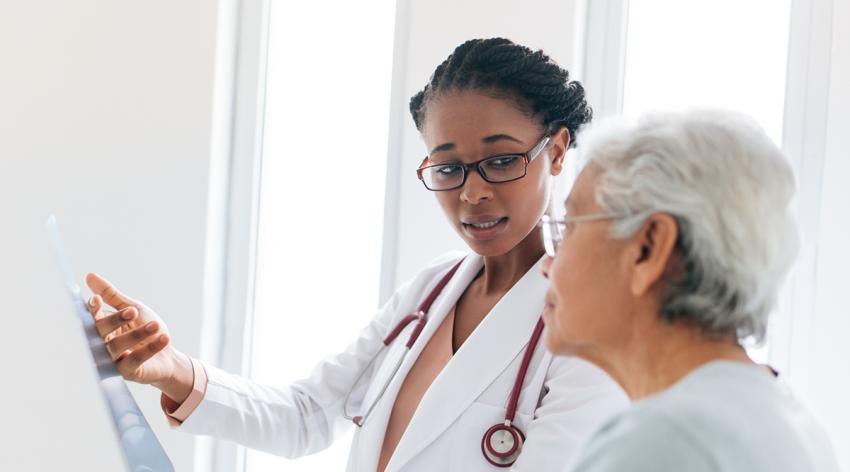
628;213;679;297
548;126;570;177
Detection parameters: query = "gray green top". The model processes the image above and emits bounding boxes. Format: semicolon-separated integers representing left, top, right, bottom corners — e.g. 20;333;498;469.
570;361;839;472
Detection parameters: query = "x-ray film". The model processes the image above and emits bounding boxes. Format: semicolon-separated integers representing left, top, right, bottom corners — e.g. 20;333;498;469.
46;215;174;472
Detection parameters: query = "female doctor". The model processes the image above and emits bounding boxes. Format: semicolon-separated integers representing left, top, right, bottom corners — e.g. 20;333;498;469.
85;38;628;471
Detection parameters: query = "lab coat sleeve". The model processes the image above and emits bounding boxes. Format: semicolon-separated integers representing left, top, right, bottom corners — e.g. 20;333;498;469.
172;251;465;459
511;356;631;472
172;280;412;458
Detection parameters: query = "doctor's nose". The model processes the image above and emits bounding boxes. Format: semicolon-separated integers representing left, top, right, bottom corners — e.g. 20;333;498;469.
460;171;494;205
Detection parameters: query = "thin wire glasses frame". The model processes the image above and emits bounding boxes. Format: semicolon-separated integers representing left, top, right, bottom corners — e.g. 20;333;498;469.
416;134;552;191
539;213;627;257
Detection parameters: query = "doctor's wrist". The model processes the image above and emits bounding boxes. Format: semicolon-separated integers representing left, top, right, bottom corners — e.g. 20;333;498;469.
152;350;195;404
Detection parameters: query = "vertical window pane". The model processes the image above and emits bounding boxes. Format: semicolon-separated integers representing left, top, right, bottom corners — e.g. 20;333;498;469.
621;0;792;362
247;1;395;470
623;0;791;144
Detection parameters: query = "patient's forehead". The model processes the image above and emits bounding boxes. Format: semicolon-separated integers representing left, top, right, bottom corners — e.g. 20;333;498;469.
565;167;599;213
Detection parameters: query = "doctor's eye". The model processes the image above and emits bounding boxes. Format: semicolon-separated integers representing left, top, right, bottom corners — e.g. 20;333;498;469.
483;155;520;170
434;165;463;178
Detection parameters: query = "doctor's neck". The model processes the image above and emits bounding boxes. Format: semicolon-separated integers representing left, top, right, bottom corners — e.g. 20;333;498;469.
478;226;546;295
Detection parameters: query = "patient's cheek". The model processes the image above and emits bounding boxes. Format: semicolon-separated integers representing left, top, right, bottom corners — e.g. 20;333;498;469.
543;326;562;353
543;310;567;354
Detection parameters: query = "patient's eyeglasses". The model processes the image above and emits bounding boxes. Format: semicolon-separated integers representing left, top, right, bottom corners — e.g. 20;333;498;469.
416;135;551;191
539;213;627;257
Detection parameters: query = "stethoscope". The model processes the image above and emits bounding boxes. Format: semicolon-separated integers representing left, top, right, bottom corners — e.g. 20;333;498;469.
342;259;545;468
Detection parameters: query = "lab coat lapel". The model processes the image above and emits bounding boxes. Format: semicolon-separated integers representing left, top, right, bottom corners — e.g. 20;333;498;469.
386;257;547;471
354;255;484;472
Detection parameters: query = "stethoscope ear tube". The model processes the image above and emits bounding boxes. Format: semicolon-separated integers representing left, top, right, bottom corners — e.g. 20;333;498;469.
342;345;386;425
347;347;411;426
342;261;464;427
406;315;428;349
383;313;419;345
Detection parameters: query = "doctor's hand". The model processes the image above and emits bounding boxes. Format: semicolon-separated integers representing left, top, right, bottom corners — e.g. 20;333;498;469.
85;273;195;403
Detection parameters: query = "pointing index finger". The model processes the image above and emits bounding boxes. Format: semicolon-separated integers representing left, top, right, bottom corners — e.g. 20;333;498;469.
85;272;135;311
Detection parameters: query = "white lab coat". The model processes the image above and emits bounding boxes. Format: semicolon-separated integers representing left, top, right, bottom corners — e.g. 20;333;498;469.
177;252;629;471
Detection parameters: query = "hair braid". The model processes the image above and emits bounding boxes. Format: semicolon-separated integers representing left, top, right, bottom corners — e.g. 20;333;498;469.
410;38;592;146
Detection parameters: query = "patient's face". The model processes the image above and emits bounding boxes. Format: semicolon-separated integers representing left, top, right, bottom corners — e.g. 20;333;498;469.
420;90;563;257
542;168;633;360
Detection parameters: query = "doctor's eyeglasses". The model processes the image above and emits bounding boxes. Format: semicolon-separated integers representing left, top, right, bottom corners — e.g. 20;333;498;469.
416;134;551;191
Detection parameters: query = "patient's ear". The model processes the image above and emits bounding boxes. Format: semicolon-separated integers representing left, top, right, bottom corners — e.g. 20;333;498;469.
628;213;679;297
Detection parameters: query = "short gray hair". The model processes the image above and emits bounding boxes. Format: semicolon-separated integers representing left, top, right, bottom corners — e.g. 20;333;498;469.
577;109;798;343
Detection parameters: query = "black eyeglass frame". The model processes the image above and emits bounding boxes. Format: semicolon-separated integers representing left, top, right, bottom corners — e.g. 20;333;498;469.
416;134;551;191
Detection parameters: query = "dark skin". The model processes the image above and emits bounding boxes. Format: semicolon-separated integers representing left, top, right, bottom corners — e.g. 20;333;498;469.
419;90;570;351
79;89;572;405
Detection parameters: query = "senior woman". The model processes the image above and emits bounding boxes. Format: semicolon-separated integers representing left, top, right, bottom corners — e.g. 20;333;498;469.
540;109;840;471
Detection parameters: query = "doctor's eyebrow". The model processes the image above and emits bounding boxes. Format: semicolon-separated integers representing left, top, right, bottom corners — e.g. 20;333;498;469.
482;134;523;145
429;133;524;155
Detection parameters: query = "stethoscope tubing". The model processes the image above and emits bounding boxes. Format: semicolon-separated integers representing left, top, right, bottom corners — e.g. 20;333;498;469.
342;259;541;434
504;317;545;424
343;261;463;426
342;258;544;467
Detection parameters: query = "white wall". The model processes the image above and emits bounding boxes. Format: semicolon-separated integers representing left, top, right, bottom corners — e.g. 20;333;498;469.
384;0;584;291
0;1;218;470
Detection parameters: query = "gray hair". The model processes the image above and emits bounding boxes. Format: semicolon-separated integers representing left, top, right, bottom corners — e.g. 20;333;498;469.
576;109;799;343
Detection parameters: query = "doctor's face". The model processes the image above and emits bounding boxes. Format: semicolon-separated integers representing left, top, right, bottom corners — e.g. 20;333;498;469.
420;90;567;257
542;168;633;361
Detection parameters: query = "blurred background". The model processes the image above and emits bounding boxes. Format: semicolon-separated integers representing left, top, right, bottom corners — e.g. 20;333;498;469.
1;0;848;470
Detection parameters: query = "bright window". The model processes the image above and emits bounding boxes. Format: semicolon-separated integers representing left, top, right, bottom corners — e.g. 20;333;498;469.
246;1;396;470
621;0;792;362
622;0;791;145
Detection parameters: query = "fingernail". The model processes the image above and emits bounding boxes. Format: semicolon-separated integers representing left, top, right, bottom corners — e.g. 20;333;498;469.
146;322;157;332
121;310;134;320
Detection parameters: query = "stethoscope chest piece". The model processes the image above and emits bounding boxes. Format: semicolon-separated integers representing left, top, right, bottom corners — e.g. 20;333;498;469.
479;315;544;467
481;422;525;467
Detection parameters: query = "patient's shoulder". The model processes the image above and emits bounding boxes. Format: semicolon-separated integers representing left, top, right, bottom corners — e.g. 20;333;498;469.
570;406;715;472
572;362;840;472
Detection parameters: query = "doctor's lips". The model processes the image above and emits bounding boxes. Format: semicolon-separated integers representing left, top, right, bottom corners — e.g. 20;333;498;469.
461;215;509;241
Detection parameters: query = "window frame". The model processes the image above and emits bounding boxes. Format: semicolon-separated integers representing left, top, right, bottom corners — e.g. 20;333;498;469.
201;0;271;471
208;0;406;470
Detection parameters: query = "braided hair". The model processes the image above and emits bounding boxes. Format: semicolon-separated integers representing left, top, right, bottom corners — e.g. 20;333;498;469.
410;38;592;146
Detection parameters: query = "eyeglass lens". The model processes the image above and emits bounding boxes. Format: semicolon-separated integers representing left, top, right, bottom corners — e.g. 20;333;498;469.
422;155;525;190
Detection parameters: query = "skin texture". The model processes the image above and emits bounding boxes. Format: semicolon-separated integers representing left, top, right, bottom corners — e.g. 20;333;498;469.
420;90;569;351
541;166;754;400
86;273;194;402
85;89;571;403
